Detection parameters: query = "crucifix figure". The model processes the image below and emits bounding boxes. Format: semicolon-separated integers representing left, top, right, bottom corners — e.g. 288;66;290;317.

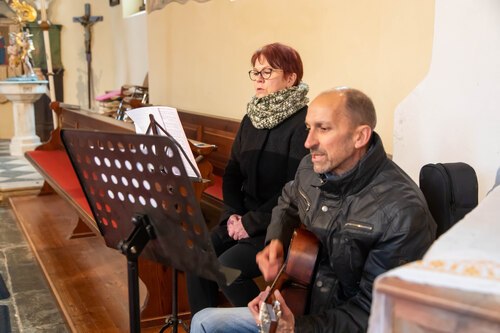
73;3;103;109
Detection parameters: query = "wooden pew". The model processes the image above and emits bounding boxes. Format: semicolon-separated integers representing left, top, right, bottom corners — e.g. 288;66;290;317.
21;102;239;329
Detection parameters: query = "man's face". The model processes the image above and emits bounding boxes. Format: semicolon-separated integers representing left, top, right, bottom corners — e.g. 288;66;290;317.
304;92;359;175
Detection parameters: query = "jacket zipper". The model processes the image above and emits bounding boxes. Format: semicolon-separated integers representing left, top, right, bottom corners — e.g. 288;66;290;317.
298;188;311;212
345;222;373;231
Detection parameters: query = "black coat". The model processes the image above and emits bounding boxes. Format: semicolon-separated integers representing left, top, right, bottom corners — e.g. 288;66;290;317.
266;133;436;332
220;106;309;240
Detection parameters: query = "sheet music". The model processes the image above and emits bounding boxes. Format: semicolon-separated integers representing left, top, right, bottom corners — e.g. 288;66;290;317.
126;106;201;179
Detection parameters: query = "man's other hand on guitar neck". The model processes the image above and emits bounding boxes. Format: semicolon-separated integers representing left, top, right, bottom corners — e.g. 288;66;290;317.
256;240;284;281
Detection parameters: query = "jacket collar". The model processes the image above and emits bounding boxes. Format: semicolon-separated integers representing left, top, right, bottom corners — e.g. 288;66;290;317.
313;132;388;196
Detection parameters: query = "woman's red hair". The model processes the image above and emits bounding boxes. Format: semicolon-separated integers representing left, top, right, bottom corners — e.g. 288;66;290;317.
251;43;303;86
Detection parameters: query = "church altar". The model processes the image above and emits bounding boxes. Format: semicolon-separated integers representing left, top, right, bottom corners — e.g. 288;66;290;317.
368;183;500;333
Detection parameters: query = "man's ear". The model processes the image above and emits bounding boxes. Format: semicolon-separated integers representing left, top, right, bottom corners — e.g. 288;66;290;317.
354;125;372;149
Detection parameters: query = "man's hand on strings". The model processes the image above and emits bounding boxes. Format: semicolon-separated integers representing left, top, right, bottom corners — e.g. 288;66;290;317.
227;214;249;240
256;240;284;282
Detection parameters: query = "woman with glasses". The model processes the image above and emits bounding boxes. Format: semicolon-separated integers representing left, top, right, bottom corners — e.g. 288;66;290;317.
187;42;309;316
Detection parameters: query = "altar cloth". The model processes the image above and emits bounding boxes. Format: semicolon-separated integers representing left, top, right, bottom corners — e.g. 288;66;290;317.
368;184;500;332
380;185;500;295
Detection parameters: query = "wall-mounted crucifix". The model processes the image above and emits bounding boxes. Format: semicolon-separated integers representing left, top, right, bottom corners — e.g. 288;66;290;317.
73;3;103;109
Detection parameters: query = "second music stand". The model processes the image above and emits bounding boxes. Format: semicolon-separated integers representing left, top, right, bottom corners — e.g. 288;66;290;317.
145;113;200;332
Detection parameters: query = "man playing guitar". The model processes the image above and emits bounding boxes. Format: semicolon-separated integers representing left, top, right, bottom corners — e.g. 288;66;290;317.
190;87;436;333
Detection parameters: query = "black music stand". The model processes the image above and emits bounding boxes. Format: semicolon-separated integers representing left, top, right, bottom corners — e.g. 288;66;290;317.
145;113;199;333
61;129;239;333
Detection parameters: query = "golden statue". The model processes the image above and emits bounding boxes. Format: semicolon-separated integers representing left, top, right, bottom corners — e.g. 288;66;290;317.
8;0;37;25
5;0;38;77
8;31;35;76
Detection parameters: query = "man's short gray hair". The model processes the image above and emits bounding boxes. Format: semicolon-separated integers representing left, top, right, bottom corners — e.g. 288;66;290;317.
333;87;377;129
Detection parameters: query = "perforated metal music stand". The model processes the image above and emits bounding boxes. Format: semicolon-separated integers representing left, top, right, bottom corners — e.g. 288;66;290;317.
61;129;239;333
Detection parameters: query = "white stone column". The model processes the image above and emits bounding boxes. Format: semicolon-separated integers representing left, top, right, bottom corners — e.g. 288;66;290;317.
0;80;48;156
393;0;500;199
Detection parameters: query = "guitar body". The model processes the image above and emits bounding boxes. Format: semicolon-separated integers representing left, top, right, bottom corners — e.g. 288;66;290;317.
286;228;320;287
280;281;310;317
280;228;320;316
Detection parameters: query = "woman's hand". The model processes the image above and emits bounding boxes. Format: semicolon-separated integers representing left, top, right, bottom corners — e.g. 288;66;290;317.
256;240;284;282
227;214;249;240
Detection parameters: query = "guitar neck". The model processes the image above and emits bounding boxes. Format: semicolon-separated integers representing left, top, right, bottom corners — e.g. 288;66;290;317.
264;264;288;304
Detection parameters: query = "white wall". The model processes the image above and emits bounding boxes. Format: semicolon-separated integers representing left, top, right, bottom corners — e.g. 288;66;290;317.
147;0;435;153
49;0;148;108
122;12;148;86
1;0;434;151
393;0;500;199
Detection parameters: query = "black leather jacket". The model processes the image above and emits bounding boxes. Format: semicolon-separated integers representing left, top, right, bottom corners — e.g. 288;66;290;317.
266;133;436;332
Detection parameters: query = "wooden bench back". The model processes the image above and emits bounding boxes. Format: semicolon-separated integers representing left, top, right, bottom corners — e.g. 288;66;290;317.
50;102;239;178
178;111;239;177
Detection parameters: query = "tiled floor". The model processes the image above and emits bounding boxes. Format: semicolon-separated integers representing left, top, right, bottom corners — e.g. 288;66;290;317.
0;140;68;332
0;141;43;192
0;201;68;333
0;141;8;156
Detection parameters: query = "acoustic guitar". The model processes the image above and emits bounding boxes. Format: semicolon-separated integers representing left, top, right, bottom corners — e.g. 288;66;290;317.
259;228;320;333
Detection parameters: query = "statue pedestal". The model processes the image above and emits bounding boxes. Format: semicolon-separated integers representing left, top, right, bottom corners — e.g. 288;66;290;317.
0;80;48;156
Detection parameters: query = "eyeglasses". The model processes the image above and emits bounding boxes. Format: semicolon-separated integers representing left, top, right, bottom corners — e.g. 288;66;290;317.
248;68;282;81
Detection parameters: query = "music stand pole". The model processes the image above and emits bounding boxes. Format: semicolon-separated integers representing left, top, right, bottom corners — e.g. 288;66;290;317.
159;269;189;333
127;258;140;333
118;214;156;333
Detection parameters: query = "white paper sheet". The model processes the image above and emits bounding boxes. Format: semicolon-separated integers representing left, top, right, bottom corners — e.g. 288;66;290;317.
126;106;200;179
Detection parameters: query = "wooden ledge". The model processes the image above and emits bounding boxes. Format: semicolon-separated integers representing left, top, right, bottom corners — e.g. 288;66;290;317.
9;194;153;332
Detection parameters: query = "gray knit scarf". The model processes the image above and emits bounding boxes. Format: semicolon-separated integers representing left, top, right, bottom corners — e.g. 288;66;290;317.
247;82;309;129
